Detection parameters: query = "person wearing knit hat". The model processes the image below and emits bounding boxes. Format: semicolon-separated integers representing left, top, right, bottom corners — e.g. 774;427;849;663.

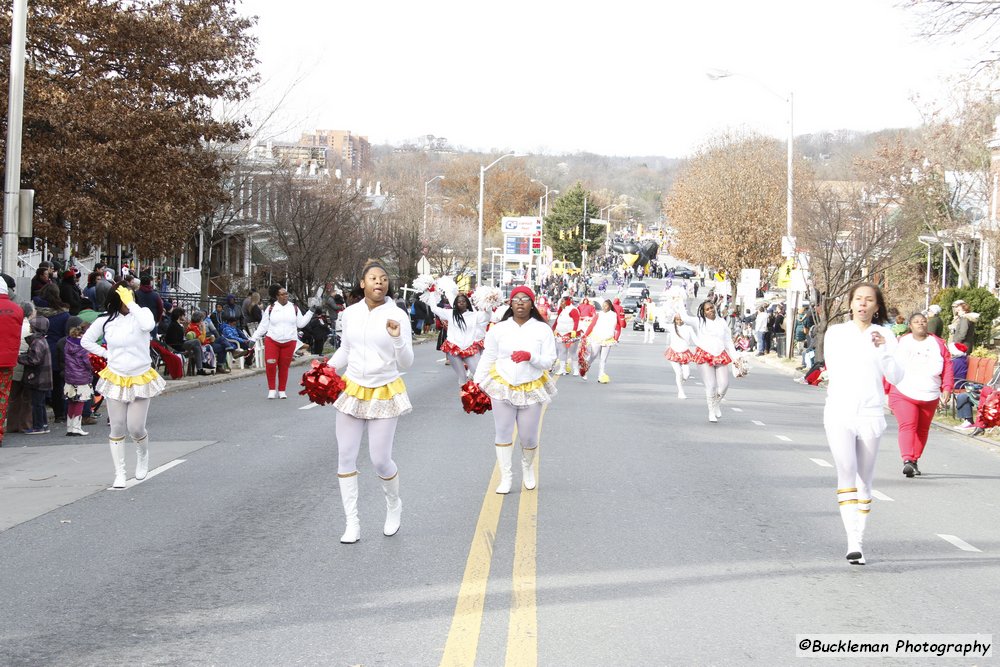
0;280;25;445
926;304;944;338
473;286;558;494
62;318;93;436
551;295;581;375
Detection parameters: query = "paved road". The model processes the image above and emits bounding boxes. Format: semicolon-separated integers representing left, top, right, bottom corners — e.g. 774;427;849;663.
1;287;998;665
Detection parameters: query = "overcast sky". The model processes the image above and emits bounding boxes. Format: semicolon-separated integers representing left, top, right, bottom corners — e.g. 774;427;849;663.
235;0;985;158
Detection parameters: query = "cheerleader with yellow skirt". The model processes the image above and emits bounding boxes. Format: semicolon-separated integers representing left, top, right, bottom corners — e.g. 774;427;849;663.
328;260;414;544
82;284;166;489
473;286;557;494
580;299;622;384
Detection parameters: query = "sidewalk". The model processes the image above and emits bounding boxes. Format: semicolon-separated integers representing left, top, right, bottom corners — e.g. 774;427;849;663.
751;352;1000;455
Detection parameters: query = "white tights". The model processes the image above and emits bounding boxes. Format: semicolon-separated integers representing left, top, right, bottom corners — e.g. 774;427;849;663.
107;398;151;442
588;346;612;376
491;400;543;449
446;353;480;384
699;363;730;400
335;411;399;478
556;342;579;373
670;361;690;394
824;411;884;515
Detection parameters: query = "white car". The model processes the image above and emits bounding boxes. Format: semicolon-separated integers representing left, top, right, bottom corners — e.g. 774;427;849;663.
625;281;648;298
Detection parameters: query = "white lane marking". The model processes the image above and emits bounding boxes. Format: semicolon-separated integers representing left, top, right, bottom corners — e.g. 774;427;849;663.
937;534;982;552
114;459;187;490
731;407;743;412
299;402;320;410
776;435;792;442
752;420;765;426
872;490;894;501
809;458;833;468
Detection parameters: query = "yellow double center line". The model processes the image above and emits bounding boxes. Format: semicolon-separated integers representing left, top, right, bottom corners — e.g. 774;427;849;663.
440;403;551;666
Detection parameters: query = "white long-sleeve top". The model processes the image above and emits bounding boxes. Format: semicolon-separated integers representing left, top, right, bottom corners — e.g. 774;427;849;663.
553;307;580;335
474;317;557;387
329;300;413;387
429;304;489;350
252;301;313;344
81;302;156;377
586;310;620;342
678;313;738;358
894;334;945;402
666;323;696;353
824;321;904;416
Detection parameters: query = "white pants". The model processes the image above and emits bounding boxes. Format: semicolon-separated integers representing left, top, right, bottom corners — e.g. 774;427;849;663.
644;323;655;343
556;341;579;373
670;361;690;394
335;411;399;478
823;410;885;508
446;353;481;384
699;363;730;400
586;345;612;377
491;401;543;449
107;397;151;442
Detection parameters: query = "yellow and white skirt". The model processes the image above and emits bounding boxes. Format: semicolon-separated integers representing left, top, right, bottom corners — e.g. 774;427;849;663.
334;377;412;419
96;367;166;403
479;367;557;407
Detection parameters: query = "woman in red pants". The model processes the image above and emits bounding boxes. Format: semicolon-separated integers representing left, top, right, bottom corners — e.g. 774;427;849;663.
251;285;313;399
888;312;952;478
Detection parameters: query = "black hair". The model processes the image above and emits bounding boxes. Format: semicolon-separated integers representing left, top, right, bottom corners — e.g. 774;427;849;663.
140;274;153;286
452;294;472;331
908;311;927;325
359;259;394;301
696;299;716;326
602;299;613;311
268;284;283;303
848;282;889;325
170;307;186;322
102;282;131;325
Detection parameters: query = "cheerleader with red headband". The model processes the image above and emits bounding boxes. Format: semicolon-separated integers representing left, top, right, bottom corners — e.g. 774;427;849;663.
676;300;739;422
473;286;558;494
552;296;581;375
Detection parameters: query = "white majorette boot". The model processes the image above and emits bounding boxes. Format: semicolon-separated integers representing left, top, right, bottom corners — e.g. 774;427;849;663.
109;437;127;489
837;487;864;564
707;396;718;423
381;472;402;537
521;447;537;490
135;434;149;481
714;394;723;418
338;472;361;544
495;444;514;494
850;502;870;565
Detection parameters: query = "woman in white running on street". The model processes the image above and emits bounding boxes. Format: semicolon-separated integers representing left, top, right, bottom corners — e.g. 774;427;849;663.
664;313;696;399
676;300;738;422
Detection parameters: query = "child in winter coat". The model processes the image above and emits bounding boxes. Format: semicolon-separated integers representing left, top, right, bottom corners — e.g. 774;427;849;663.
18;317;52;434
62;321;94;436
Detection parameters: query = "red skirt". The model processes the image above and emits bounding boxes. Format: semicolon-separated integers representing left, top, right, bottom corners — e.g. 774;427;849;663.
664;348;692;364
692;348;732;366
441;339;485;358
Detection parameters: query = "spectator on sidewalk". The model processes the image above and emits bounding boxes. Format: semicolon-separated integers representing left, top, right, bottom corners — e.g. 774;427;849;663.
62;319;94;437
794;305;813;357
35;284;70;424
59;270;83;315
0;278;25;446
221;294;242;328
754;305;769;356
243;290;263;335
7;301;35;435
134;275;164;330
18;316;53;434
30;262;52;298
94;270;114;311
926;304;944;338
164;308;208;376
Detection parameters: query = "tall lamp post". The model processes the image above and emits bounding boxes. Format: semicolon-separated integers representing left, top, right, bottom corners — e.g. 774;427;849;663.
708;68;795;357
477;152;523;288
3;0;28;284
423;175;444;238
600;203;626;256
531;179;557;288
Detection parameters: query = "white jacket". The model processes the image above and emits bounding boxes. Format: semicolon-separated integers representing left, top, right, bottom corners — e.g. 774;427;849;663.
430;304;488;350
666;323;696;353
81;302;156;377
330;300;413;387
475;317;557;387
824;321;904;416
587;310;619;342
678;313;738;358
253;301;313;344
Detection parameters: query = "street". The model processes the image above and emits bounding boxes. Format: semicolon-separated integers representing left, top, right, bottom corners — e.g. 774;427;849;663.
1;287;998;666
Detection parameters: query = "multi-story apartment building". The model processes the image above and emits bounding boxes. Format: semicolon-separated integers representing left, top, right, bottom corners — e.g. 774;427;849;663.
299;129;371;173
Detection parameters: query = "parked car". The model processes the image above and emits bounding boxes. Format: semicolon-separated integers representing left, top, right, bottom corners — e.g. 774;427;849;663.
632;317;665;332
670;266;696;279
550;260;581;276
625;281;648;298
620;296;641;314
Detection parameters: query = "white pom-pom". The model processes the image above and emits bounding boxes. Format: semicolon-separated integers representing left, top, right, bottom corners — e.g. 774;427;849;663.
472;286;503;311
436;276;459;306
412;274;434;293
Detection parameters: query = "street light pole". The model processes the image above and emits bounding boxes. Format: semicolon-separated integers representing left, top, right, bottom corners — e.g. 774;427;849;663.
3;0;28;284
477;152;522;288
423;175;444;238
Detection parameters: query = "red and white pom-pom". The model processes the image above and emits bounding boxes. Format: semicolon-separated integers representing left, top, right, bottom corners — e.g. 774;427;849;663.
979;387;1000;427
578;338;592;377
299;358;347;405
412;274;434;294
435;276;459;306
460;381;492;414
89;353;107;374
472;286;503;311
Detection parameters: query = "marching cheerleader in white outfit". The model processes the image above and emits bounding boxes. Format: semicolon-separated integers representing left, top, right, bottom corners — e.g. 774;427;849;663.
678;300;738;422
328;261;414;544
82;284;166;489
581;299;622;384
474;286;557;494
424;292;489;384
552;297;581;375
823;283;903;565
664;313;696;399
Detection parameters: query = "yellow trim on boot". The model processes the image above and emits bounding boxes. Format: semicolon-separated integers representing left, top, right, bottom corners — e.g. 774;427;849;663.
495;442;514;447
337;470;359;478
836;487;858;494
379;471;398;481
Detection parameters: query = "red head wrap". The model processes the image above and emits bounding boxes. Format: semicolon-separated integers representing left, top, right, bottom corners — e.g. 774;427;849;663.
509;286;536;303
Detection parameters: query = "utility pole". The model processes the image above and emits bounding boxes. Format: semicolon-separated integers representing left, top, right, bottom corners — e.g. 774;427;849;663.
3;0;28;290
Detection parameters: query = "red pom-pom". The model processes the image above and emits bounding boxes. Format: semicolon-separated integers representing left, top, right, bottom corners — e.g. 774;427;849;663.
578;339;592;377
427;284;436;292
298;358;346;405
89;353;107;374
460;380;492;414
980;389;1000;427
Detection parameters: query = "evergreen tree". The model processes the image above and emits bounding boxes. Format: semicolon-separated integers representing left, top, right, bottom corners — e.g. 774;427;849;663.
543;183;604;266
